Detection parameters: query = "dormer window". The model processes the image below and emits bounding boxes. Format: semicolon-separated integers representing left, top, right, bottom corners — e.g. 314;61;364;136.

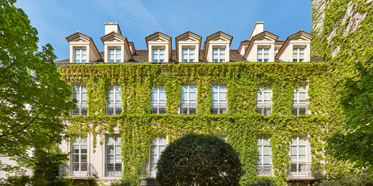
212;47;225;62
293;47;305;62
109;48;121;63
75;48;87;63
182;47;195;62
152;47;165;63
257;47;270;62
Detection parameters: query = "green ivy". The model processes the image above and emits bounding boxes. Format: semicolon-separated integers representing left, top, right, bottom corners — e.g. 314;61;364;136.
311;0;373;178
58;62;333;186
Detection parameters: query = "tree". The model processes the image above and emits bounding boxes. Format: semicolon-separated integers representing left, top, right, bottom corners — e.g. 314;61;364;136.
156;133;242;186
0;0;75;172
326;57;373;169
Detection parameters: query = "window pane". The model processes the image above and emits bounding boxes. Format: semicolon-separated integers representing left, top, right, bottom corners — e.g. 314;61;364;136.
264;92;271;100
107;155;114;163
219;92;226;100
115;136;121;144
159;92;166;100
298;136;307;144
263;155;271;164
181;85;188;92
115;146;121;154
212;92;218;100
159;137;166;144
189;85;197;92
159;49;165;54
73;146;79;153
151;92;157;101
189;92;197;100
299;93;306;100
150;155;157;163
298;155;306;162
291;147;297;155
212;86;219;92
107;146;114;155
264;48;269;52
116;93;121;100
263;146;271;155
258;147;262;155
81;146;87;153
159;146;165;153
115;155;122;162
299;146;306;155
81;50;86;54
220;86;227;92
81;93;87;100
263;136;270;144
108;93;115;100
150;146;157;154
73;155;79;162
291;136;297;144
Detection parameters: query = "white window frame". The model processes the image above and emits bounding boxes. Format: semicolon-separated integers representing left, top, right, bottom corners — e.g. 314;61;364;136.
290;135;308;177
257;47;270;62
152;47;165;63
211;85;228;114
149;136;167;177
256;86;272;115
107;86;122;115
151;87;166;114
212;47;226;62
72;136;87;176
257;135;272;176
74;48;87;63
293;84;308;115
182;47;196;62
106;135;122;177
72;85;87;115
293;47;306;62
274;48;279;55
180;85;197;114
108;48;121;63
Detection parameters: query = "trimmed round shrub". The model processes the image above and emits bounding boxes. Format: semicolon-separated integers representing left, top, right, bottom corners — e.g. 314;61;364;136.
156;133;242;186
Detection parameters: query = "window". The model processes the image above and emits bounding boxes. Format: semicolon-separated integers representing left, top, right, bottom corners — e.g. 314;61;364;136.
211;85;227;114
257;135;272;176
256;86;272;115
212;47;225;62
182;47;195;62
290;136;309;176
109;48;121;63
72;136;87;176
180;85;197;114
293;47;305;62
72;85;87;115
293;84;308;115
152;47;165;62
107;86;122;115
151;87;166;114
149;136;167;177
106;135;122;177
257;47;270;62
75;49;87;63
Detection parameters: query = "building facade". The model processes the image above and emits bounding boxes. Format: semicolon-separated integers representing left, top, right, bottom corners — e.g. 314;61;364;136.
55;22;331;186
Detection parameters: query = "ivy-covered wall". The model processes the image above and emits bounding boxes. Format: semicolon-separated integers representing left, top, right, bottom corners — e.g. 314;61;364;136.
57;62;335;185
311;0;373;178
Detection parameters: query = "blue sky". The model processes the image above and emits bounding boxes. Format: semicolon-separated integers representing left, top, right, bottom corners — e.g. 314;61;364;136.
15;0;312;61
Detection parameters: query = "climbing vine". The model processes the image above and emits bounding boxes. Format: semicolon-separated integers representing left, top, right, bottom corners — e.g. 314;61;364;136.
311;0;373;178
58;62;331;186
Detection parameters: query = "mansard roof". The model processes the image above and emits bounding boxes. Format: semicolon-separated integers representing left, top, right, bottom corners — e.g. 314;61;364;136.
203;30;233;59
175;30;202;59
243;30;279;59
275;30;314;59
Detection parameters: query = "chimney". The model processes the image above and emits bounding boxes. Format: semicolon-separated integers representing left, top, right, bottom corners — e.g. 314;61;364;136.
104;22;122;35
249;21;264;40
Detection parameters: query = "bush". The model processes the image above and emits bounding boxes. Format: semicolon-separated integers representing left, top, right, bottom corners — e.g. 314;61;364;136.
0;175;31;186
110;178;139;186
156;133;242;186
244;177;276;186
315;172;373;186
45;179;72;186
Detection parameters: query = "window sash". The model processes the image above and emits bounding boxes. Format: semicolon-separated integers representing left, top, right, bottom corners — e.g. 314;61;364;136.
211;85;227;114
75;49;86;63
72;136;87;171
293;48;305;62
73;85;87;115
182;48;195;62
257;135;272;166
291;136;307;163
149;136;167;176
107;86;122;115
293;84;308;115
106;135;122;164
109;49;121;63
151;87;166;114
256;86;272;115
212;47;225;62
152;48;165;62
257;48;270;62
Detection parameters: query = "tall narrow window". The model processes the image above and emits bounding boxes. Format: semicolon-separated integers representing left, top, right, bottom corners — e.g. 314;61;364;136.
180;85;197;114
109;48;121;63
149;136;167;177
107;86;122;115
256;86;272;115
152;47;165;62
212;47;225;62
106;135;122;177
182;47;195;62
293;84;307;115
72;136;87;176
290;136;308;176
293;47;305;62
257;47;270;62
257;135;272;176
72;85;87;115
75;49;87;63
151;87;166;114
211;85;227;114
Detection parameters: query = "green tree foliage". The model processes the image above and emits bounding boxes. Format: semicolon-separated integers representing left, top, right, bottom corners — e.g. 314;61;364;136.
155;133;242;186
327;57;373;168
0;0;75;172
315;172;373;186
244;177;276;186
